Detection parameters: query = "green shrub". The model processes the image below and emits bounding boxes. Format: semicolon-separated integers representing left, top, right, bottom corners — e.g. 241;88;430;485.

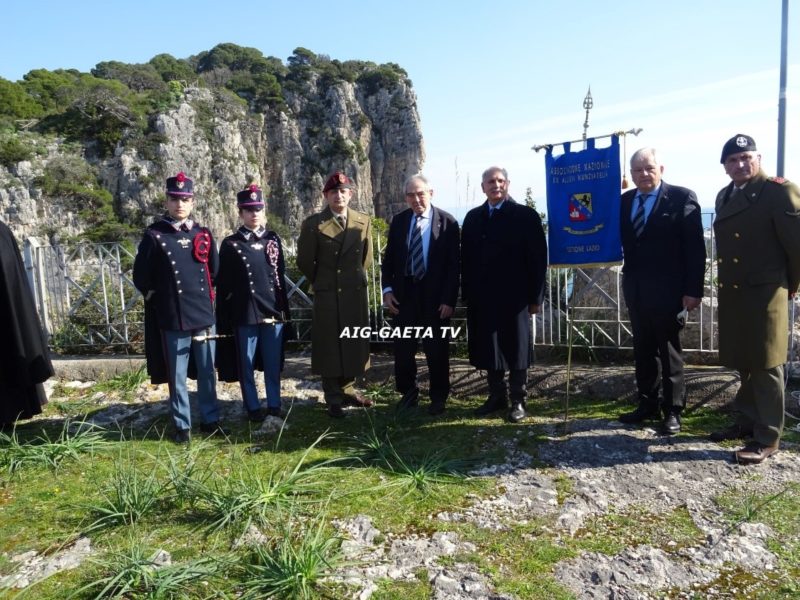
0;136;34;166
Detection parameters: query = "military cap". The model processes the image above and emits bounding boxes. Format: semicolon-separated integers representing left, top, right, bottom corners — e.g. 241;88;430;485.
322;171;354;193
166;171;194;196
720;134;757;164
237;184;264;208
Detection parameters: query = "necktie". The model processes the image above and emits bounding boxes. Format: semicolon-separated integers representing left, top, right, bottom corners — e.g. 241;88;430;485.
632;194;648;237
407;215;425;280
337;215;346;229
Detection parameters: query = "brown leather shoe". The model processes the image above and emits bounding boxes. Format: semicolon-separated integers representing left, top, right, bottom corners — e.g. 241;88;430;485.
709;423;753;442
342;393;374;408
734;441;779;465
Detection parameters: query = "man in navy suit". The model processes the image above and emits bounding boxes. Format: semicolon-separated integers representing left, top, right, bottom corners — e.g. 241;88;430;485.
381;174;460;415
618;148;706;434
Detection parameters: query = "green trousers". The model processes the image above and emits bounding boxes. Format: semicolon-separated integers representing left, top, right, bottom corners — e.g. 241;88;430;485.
734;365;784;446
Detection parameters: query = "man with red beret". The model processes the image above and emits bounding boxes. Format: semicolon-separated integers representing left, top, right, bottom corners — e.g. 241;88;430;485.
297;172;374;417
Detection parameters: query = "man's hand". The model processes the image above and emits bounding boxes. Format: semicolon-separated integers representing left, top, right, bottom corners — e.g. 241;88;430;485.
682;296;701;311
528;304;541;314
438;304;454;319
383;291;400;315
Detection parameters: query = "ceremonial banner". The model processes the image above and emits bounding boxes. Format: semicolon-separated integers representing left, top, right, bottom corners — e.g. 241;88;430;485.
545;136;622;267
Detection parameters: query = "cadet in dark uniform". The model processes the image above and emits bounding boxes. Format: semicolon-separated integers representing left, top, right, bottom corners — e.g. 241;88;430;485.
216;184;291;422
712;134;800;464
133;172;223;444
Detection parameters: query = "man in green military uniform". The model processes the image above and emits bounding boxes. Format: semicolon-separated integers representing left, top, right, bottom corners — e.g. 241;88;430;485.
712;134;800;464
297;171;374;417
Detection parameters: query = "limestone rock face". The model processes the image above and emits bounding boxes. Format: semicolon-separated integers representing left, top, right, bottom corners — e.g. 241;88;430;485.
0;77;424;240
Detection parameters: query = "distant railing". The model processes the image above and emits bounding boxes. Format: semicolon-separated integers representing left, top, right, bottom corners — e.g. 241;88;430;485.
20;213;755;355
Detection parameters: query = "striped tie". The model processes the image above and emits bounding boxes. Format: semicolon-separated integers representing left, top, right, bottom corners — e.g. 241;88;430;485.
632;194;648;237
407;215;425;280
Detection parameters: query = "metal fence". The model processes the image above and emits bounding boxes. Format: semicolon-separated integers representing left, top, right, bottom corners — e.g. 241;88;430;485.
23;215;724;354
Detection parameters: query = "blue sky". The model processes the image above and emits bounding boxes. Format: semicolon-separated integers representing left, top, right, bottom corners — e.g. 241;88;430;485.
2;0;797;219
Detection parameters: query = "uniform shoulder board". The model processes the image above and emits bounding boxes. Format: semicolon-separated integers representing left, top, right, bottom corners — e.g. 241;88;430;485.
768;176;789;184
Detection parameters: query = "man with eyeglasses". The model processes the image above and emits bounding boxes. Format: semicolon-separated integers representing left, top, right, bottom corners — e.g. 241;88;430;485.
711;134;800;464
461;166;547;423
133;172;223;444
617;148;706;435
381;174;460;416
215;184;291;424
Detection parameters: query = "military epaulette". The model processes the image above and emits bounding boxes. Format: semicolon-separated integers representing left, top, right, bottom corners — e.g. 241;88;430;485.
768;176;789;184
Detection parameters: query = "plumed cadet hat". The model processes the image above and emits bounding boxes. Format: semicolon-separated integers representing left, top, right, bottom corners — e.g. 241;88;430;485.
237;184;265;208
166;171;194;196
720;134;757;164
322;171;354;193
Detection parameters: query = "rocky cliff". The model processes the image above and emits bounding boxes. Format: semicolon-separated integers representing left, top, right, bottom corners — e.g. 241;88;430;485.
0;46;425;242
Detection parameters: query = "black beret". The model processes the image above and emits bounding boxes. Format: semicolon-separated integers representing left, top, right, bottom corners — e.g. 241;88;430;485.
720;134;757;164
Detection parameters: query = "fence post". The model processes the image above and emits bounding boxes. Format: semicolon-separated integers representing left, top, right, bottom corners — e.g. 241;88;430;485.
23;236;52;336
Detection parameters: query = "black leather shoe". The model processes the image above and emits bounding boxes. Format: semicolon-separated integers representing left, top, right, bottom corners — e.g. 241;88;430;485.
618;404;659;424
397;388;420;410
428;401;446;416
474;396;508;417
247;408;268;423
173;429;191;444
661;412;681;435
709;423;753;442
265;406;284;418
199;422;228;437
508;402;527;423
327;404;345;418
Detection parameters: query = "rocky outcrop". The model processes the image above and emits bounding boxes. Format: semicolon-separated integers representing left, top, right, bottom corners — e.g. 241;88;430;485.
0;74;424;241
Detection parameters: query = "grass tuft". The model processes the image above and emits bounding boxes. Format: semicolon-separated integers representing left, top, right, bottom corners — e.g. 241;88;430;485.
193;432;336;534
82;452;166;533
94;365;149;401
350;421;472;497
0;419;109;475
239;512;343;600
69;536;225;599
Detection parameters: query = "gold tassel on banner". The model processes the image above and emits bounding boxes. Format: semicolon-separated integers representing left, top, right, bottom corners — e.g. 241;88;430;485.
621;132;630;189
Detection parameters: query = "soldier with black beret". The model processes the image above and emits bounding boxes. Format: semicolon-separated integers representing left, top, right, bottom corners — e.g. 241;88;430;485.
133;172;223;444
711;134;800;464
215;184;291;422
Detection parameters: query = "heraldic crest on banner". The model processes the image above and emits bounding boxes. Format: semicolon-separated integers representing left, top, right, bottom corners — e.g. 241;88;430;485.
545;135;623;268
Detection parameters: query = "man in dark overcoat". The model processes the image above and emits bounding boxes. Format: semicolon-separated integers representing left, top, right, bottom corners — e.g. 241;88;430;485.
0;220;54;426
461;166;547;423
381;174;460;415
133;172;223;443
617;148;706;434
297;171;373;418
216;184;291;423
711;134;800;464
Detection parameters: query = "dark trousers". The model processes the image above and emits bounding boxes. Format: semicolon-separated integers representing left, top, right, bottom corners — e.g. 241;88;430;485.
393;277;451;404
628;304;684;410
487;368;527;404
